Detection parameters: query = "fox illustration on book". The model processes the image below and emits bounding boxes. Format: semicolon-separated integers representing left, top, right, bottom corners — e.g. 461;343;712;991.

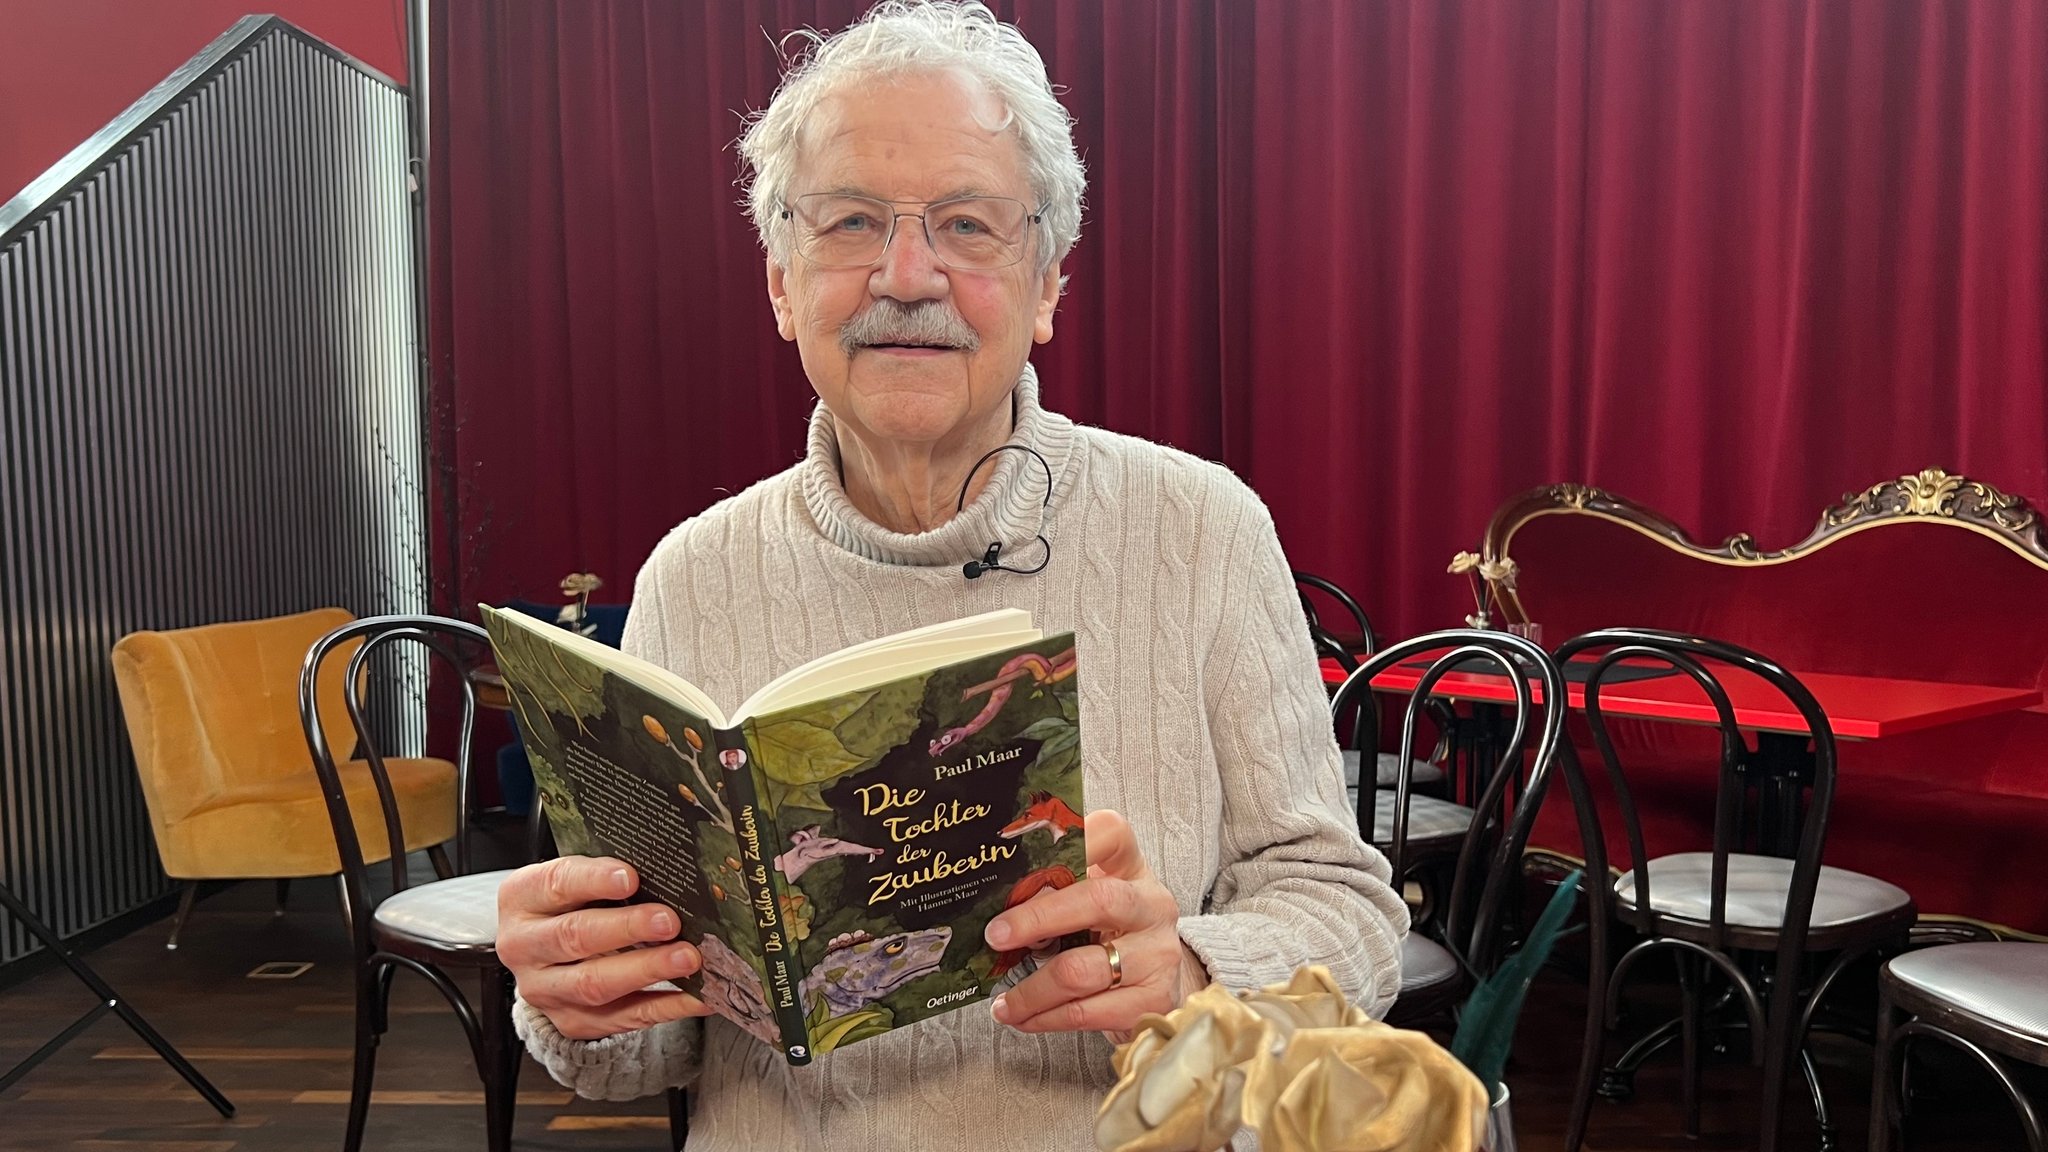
1001;793;1085;841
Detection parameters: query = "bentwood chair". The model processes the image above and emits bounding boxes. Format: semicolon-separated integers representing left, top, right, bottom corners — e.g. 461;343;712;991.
1313;612;1447;796
300;615;523;1152
1870;941;2048;1151
1555;629;1916;1152
1295;570;1378;656
1329;629;1611;1152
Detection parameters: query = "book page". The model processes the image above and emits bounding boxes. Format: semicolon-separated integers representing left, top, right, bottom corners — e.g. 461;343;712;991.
484;604;729;726
734;610;1039;721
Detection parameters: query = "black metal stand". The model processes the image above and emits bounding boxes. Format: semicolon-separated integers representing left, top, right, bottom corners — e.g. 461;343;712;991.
0;881;234;1115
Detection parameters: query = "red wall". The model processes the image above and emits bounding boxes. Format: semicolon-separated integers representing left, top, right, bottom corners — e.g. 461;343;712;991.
0;1;407;204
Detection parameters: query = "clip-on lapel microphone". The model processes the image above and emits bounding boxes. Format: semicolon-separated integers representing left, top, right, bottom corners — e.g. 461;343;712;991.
957;444;1054;579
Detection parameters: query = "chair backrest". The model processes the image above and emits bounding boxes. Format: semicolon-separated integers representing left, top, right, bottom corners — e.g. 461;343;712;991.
1295;570;1378;657
111;607;358;826
1551;627;1836;955
299;615;490;949
1310;622;1359;674
1331;629;1609;979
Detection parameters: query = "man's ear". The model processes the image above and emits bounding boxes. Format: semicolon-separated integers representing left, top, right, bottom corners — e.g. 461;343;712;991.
767;257;797;341
1032;261;1062;344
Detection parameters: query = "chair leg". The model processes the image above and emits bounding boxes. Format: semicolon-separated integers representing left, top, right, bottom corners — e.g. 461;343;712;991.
274;878;291;917
1564;942;1607;1152
1756;960;1802;1152
667;1086;690;1150
345;960;391;1152
1677;952;1702;1138
477;965;522;1152
427;845;455;881
165;881;199;950
1869;986;1900;1152
1799;1045;1836;1152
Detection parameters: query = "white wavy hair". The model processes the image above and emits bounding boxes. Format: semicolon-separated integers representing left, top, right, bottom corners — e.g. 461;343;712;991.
737;0;1085;276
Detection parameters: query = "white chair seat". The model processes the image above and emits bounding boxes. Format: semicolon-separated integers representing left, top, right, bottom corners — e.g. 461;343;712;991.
1886;942;2048;1042
373;869;514;947
1614;852;1910;931
1347;788;1475;843
1399;933;1461;994
1342;749;1447;788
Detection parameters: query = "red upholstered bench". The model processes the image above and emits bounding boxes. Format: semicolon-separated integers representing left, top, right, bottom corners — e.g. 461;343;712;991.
1474;470;2048;938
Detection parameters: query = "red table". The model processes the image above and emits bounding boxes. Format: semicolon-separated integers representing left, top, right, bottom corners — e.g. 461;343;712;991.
1320;658;2040;740
1325;653;2043;859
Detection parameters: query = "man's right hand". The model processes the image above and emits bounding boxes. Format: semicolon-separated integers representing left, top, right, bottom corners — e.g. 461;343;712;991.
497;856;712;1041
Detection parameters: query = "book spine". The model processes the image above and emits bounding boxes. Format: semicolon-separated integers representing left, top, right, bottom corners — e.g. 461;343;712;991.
713;727;812;1066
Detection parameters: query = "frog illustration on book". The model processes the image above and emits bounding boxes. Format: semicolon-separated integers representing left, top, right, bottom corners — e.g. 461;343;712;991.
801;927;952;1018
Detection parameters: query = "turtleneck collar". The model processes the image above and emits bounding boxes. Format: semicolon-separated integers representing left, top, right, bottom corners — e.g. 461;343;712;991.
799;364;1077;567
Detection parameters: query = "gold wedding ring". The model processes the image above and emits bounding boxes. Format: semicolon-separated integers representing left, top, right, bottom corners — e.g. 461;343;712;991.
1102;939;1123;989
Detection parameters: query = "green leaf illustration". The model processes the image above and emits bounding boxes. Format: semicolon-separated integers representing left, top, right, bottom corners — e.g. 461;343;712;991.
491;620;607;728
751;714;865;785
1017;716;1072;741
834;677;927;762
810;1006;893;1055
765;776;831;816
1024;719;1079;767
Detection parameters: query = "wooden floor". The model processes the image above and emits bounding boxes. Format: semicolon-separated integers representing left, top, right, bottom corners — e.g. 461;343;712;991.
0;821;2033;1150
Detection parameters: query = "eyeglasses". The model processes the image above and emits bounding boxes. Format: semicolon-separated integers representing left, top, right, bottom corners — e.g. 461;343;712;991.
781;193;1042;271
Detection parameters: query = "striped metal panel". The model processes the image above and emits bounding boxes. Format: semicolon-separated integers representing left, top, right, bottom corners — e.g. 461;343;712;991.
0;18;427;966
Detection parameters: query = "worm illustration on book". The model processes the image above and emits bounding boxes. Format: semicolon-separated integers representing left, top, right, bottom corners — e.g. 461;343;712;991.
989;865;1079;979
801;927;953;1017
928;646;1078;756
775;826;884;881
694;933;781;1046
999;792;1084;842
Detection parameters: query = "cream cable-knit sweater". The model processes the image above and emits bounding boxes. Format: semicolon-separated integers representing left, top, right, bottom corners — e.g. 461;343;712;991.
513;366;1407;1150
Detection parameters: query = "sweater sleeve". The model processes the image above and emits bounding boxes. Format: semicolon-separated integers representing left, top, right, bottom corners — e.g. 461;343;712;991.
1172;496;1409;1017
513;994;704;1099
513;548;708;1098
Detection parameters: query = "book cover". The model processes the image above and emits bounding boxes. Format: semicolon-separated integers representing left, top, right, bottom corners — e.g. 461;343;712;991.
481;608;1086;1065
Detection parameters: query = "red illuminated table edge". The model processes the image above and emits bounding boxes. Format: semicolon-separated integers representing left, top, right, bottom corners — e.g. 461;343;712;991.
1319;657;2041;740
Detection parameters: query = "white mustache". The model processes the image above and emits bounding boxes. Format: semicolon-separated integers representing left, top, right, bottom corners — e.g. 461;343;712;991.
839;301;982;355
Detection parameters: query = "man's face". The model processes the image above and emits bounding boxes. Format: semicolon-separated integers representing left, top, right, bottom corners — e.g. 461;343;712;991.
767;69;1062;451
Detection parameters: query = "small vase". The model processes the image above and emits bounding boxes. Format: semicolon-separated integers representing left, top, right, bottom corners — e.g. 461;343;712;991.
1485;1083;1517;1152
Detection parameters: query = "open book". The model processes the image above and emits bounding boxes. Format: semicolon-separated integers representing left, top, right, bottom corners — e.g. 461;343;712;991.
480;606;1087;1066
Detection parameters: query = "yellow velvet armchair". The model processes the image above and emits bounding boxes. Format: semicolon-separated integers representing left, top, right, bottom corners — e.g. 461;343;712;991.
111;607;459;947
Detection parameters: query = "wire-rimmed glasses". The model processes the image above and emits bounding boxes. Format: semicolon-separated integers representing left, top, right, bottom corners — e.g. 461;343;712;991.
781;193;1042;271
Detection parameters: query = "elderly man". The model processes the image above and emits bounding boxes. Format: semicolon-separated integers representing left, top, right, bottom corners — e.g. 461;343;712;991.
496;2;1406;1147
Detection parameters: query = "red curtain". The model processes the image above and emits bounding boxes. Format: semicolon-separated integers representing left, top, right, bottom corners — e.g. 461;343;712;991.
430;0;2047;642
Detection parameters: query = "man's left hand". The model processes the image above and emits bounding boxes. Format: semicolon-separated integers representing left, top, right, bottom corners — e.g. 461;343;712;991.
985;809;1200;1034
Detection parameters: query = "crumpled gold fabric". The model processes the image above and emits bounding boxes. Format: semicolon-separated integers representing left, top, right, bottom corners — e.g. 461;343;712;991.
1096;967;1490;1152
1096;985;1274;1152
1246;1024;1488;1152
